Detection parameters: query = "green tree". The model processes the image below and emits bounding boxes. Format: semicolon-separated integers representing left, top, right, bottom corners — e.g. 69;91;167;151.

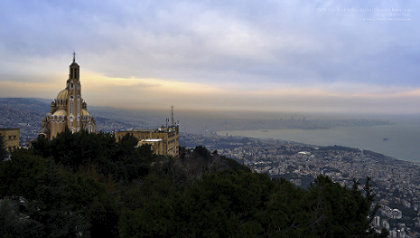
178;171;273;237
119;171;386;238
0;198;42;238
3;136;387;238
119;173;180;237
31;130;151;182
304;175;387;237
266;178;310;237
0;150;119;238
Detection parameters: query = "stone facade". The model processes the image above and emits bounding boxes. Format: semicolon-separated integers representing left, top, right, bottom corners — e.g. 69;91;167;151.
0;128;20;152
40;54;96;139
116;125;179;156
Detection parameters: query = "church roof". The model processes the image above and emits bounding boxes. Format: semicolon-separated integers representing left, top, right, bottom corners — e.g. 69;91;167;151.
57;89;68;100
53;110;67;116
81;109;90;116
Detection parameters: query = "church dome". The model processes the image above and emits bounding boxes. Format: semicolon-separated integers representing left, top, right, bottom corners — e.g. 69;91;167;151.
81;109;90;116
53;110;67;116
57;89;68;100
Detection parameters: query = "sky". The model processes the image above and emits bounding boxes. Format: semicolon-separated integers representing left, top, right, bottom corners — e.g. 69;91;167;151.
0;0;419;113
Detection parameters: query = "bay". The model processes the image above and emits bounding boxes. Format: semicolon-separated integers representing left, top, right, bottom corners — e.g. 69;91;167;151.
217;123;420;162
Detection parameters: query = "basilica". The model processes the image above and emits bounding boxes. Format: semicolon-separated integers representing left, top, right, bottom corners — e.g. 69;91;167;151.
39;54;96;139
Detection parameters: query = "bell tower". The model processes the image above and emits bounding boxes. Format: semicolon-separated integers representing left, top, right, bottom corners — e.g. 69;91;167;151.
39;53;96;139
67;52;82;132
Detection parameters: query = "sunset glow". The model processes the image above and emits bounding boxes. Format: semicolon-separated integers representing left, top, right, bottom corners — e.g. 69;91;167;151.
0;0;419;113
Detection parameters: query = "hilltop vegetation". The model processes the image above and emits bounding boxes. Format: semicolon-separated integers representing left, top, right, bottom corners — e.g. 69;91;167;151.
0;131;387;237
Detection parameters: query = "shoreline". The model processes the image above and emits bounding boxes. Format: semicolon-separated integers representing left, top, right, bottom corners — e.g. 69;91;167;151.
216;127;420;164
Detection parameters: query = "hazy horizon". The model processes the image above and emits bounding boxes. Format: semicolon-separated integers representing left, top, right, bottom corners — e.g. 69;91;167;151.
4;96;420;117
2;96;420;162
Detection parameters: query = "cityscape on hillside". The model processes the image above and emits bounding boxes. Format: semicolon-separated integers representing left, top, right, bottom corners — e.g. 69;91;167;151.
1;1;420;237
1;90;420;237
180;133;420;237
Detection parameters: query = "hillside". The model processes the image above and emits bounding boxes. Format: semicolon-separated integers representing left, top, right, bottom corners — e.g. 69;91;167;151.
0;131;387;238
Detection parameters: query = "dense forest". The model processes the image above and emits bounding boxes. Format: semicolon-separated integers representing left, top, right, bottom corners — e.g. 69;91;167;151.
0;130;388;237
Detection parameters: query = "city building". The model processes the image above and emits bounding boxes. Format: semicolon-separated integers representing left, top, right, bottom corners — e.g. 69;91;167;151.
116;107;180;156
116;125;179;157
0;128;20;153
39;53;96;139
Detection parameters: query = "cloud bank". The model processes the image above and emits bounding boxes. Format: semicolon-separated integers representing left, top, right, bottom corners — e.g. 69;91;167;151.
0;0;419;113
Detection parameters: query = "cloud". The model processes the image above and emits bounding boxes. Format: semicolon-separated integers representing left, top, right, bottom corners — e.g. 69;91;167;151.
1;67;420;114
0;0;419;113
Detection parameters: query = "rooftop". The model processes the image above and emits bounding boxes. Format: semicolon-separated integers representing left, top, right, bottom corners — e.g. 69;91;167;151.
0;128;20;131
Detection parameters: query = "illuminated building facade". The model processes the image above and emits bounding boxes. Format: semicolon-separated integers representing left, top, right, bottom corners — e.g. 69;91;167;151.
39;54;96;139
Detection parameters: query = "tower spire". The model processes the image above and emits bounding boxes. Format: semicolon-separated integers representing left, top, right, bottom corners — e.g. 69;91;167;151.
73;51;76;63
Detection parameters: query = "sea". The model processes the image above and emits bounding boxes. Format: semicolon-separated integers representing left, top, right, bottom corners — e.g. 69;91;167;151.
217;122;420;163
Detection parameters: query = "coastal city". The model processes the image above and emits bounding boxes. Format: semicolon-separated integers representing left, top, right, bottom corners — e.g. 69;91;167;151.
180;133;420;238
2;94;420;237
2;1;420;237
